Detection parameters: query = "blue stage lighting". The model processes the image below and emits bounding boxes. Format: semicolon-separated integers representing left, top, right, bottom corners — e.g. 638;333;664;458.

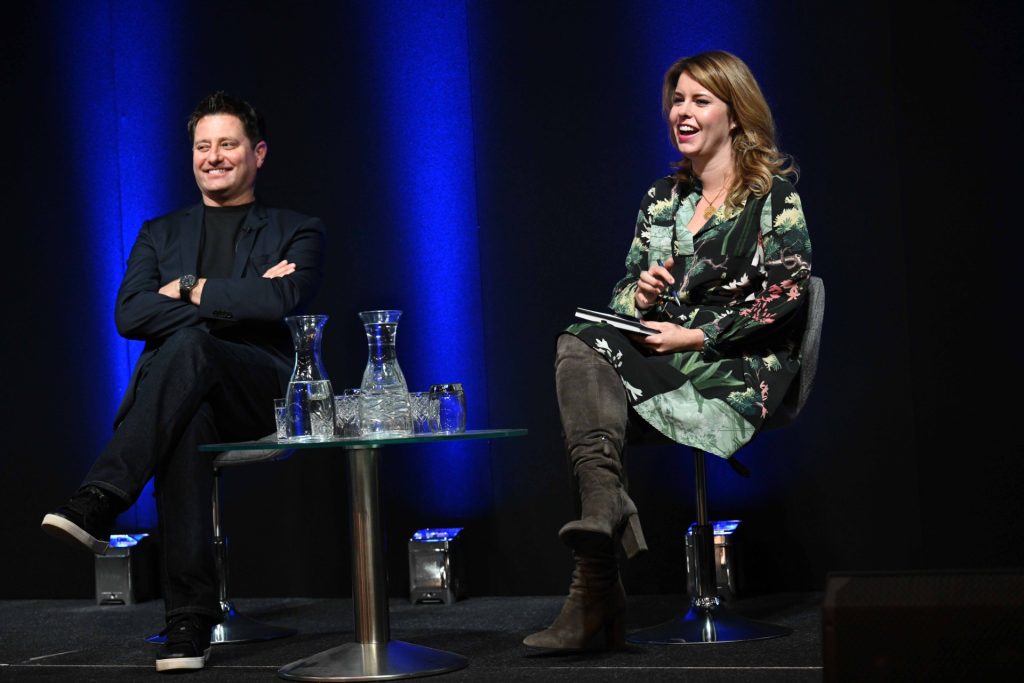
411;528;465;542
109;533;150;549
363;1;490;517
60;1;183;529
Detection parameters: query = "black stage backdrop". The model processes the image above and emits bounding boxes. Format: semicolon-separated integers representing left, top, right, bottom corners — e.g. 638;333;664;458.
3;1;1022;601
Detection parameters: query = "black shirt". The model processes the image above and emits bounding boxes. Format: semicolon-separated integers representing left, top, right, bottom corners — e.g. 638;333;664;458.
199;203;251;279
199;203;251;332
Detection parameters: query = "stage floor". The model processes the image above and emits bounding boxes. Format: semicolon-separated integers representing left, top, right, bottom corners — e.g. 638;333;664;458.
0;593;823;681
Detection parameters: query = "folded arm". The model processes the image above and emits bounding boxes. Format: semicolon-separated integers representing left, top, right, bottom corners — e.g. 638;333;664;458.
115;223;203;340
196;217;324;322
115;215;326;340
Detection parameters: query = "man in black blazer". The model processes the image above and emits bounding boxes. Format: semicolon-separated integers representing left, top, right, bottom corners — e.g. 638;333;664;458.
41;92;325;673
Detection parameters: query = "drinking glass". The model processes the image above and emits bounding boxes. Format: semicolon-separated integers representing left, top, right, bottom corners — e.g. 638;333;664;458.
274;398;289;441
409;391;432;434
334;388;362;437
428;384;466;434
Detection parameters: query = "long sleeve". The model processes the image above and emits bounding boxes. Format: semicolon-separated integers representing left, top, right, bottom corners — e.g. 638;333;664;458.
114;210;326;342
686;180;812;359
114;221;203;341
608;179;676;317
605;176;811;360
197;216;325;323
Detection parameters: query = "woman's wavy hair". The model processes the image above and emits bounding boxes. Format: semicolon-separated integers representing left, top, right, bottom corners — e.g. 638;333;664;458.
662;51;797;211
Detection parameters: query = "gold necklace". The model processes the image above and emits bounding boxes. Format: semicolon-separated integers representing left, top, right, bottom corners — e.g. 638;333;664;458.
700;185;728;220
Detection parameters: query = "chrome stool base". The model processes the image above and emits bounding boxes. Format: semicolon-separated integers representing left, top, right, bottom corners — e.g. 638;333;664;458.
630;449;792;646
628;604;792;644
145;600;296;645
278;640;467;681
212;601;297;644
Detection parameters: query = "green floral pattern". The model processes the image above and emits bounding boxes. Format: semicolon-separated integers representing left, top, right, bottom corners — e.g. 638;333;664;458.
567;175;812;458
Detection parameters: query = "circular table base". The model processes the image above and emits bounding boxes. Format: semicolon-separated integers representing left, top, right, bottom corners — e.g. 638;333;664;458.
278;640;468;681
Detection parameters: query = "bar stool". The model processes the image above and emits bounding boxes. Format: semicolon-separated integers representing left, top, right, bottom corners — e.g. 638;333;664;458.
147;436;296;645
629;275;825;644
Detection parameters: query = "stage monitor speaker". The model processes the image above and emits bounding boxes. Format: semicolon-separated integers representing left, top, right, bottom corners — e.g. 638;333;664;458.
823;570;1024;682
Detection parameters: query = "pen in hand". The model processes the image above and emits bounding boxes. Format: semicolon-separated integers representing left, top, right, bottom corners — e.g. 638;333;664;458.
656;259;682;306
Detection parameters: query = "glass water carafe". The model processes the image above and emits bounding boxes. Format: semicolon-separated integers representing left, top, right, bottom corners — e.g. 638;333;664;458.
358;310;412;437
284;314;335;441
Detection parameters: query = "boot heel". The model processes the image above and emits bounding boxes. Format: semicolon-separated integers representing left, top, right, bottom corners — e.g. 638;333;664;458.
620;512;647;559
604;609;626;649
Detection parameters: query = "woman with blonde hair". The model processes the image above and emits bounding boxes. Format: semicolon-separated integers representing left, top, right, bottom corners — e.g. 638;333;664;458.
525;50;812;651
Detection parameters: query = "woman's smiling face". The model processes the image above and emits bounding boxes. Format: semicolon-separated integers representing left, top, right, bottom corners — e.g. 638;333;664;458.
668;71;736;167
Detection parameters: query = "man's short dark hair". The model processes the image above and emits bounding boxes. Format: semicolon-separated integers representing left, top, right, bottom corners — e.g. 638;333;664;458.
187;92;266;146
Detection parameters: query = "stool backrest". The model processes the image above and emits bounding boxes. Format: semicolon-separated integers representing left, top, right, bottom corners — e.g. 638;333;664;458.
764;275;825;430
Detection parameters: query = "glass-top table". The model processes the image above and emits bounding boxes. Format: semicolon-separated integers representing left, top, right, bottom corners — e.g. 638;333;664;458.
200;429;527;682
203;429;526;452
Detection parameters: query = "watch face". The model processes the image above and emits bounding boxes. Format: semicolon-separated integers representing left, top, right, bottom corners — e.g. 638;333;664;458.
180;274;198;289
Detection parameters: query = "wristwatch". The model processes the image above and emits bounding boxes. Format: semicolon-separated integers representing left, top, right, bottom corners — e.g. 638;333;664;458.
179;274;198;301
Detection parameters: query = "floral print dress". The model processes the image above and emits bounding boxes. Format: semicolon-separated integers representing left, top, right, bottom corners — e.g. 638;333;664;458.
565;175;812;458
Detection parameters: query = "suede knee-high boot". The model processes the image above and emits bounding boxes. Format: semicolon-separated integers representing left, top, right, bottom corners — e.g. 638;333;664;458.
522;549;625;650
554;335;647;559
524;336;645;651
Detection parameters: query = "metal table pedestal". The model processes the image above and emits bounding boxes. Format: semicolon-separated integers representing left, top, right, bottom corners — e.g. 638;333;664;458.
279;641;465;681
278;446;466;681
202;430;524;681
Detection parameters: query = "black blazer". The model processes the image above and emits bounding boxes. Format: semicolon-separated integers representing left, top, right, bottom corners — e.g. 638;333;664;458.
112;202;325;426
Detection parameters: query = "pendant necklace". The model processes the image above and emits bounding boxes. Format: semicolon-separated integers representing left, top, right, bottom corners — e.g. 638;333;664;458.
700;184;728;220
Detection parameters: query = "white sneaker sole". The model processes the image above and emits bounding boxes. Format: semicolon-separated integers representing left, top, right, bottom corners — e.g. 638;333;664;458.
40;514;109;555
155;647;210;672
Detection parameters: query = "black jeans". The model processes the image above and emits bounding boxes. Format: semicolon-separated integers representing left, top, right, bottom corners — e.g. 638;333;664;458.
83;328;290;620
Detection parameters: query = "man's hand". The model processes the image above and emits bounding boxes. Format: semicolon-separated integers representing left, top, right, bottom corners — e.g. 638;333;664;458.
158;277;206;304
637;320;704;354
158;279;181;299
155;261;292;304
262;260;296;279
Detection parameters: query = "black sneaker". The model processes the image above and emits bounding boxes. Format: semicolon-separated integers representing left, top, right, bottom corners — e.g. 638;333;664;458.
41;485;123;555
155;614;213;673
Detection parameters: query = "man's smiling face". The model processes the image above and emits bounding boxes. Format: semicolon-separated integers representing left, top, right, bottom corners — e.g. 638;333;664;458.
191;114;266;207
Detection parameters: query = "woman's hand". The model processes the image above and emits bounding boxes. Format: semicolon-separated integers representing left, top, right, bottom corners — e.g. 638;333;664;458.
638;320;704;354
635;256;675;311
